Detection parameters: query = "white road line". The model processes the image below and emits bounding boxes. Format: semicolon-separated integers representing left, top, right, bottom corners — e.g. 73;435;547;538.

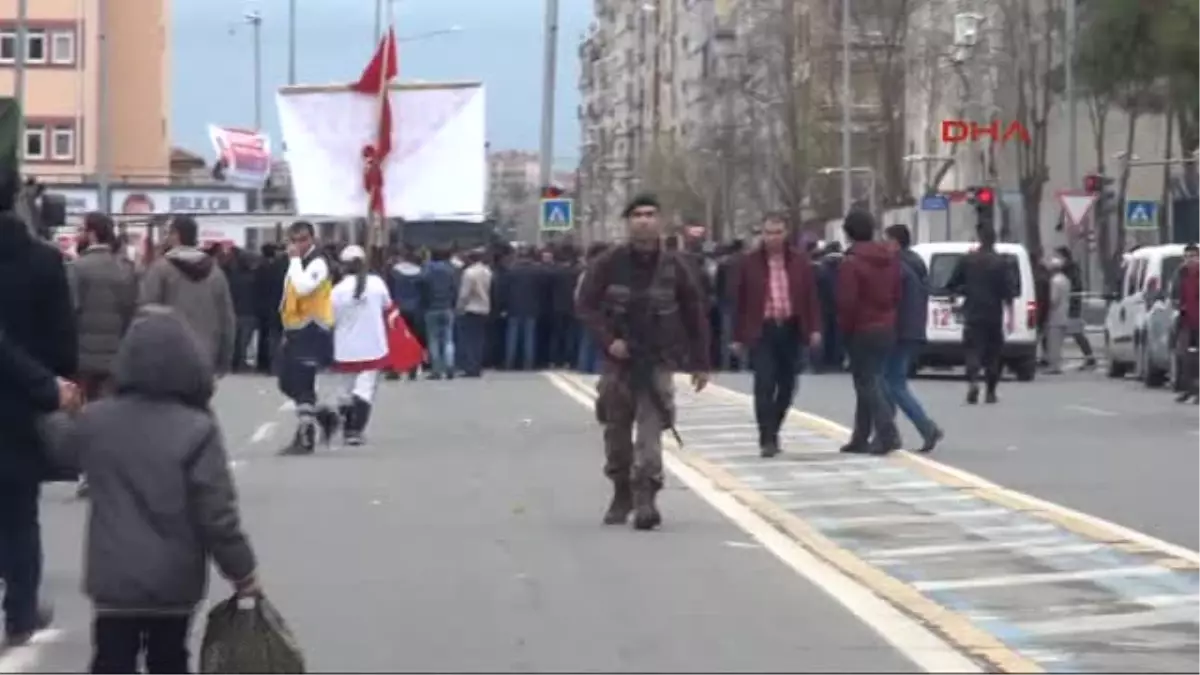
864;536;1070;559
1064;404;1118;417
1013;605;1198;637
816;509;1011;529
676;423;759;431
912;565;1171;592
543;372;981;674
0;628;64;673
970;523;1059;536
1135;593;1200;608
250;422;277;444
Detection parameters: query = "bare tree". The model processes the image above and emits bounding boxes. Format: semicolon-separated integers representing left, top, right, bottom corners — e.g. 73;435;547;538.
997;0;1063;254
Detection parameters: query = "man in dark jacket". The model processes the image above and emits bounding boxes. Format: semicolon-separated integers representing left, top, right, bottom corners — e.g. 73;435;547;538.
421;247;460;379
0;206;78;645
70;212;137;399
816;243;846;371
219;246;258;373
731;214;821;458
253;243;286;374
882;224;942;452
837;211;902;454
949;224;1016;404
389;249;427;379
714;241;745;370
548;250;582;368
501;249;544;370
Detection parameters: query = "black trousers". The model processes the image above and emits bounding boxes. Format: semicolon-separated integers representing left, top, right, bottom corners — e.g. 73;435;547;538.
846;330;899;447
91;614;191;674
964;321;1004;392
0;479;41;636
458;312;488;376
751;320;801;444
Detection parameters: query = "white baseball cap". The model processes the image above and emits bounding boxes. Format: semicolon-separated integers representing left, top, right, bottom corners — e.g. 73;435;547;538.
339;245;366;262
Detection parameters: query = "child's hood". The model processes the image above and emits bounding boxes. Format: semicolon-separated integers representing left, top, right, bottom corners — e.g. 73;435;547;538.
112;305;215;407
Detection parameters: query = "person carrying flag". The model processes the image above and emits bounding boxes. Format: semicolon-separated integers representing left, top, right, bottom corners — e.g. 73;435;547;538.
329;245;391;444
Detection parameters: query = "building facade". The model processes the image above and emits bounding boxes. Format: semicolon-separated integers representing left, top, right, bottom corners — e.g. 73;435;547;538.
0;0;170;182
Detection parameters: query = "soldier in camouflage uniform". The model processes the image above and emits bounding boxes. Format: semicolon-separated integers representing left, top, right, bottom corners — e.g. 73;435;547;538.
575;193;711;530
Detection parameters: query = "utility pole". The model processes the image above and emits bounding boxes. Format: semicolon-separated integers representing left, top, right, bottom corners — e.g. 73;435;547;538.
536;0;560;246
1065;0;1078;189
246;8;263;211
14;0;27;163
839;0;853;216
96;0;111;211
287;0;296;85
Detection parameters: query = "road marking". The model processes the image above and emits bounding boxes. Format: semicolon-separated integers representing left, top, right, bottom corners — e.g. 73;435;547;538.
545;371;1001;673
971;523;1058;536
1065;404;1118;417
676;423;759;431
697;380;1200;566
0;628;64;673
814;509;1011;529
723;540;761;549
863;536;1070;559
1013;605;1198;637
912;565;1171;592
250;422;276;444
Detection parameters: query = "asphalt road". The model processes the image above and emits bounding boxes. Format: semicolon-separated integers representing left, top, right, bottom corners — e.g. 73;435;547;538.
5;373;922;673
720;365;1199;552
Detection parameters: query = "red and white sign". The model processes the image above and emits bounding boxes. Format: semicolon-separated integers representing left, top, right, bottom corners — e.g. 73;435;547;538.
1058;191;1097;229
208;125;272;189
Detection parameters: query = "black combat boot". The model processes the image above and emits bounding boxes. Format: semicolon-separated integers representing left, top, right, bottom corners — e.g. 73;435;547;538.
279;419;316;456
631;480;662;531
315;406;340;445
346;397;371;446
602;480;633;525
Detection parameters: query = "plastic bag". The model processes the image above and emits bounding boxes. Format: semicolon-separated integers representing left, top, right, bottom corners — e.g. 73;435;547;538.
199;594;306;674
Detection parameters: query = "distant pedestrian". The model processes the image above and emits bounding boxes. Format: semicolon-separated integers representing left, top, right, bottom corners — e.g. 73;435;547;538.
421;247;460;380
330;246;390;444
837;211;902;454
731;213;821;458
138;215;236;376
946;224;1016;404
388;249;427;380
456;249;493;378
1044;257;1071;374
1055;246;1097;370
882;224;942;452
52;307;259;674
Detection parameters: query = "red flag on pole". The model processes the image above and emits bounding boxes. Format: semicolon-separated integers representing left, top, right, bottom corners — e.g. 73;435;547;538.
352;28;398;218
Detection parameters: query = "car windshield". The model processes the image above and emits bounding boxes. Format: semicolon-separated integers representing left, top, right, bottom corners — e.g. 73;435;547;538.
928;253;1022;296
1161;255;1182;290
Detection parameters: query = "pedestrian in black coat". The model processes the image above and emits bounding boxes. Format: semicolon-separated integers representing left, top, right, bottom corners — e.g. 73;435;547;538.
0;207;78;644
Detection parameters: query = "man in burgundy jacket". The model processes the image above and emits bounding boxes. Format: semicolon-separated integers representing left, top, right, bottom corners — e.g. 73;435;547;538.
731;214;821;458
837;211;903;454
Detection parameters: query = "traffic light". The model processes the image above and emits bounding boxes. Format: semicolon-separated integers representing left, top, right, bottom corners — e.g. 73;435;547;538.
1084;172;1116;226
541;185;564;199
966;185;995;229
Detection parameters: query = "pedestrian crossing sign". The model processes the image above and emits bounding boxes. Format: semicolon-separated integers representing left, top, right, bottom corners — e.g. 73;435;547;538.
540;198;574;231
1124;199;1158;230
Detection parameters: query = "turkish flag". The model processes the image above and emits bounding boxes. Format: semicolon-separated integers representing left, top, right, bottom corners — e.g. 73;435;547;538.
386;305;424;372
351;28;398;217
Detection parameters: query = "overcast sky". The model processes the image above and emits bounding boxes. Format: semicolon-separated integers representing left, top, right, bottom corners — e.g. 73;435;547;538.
172;0;589;167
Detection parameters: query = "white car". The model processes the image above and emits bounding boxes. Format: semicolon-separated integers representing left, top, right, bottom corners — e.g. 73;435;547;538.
910;241;1040;381
1104;243;1186;387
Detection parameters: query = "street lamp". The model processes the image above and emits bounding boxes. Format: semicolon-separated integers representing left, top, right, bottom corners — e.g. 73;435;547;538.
243;9;263;131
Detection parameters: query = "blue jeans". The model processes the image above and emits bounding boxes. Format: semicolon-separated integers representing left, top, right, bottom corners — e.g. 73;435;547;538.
505;316;537;370
425;309;456;377
881;341;935;438
576;331;602;373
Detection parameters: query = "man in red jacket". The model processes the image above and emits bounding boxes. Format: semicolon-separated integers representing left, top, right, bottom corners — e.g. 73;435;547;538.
1173;243;1199;403
731;214;821;457
837;211;903;454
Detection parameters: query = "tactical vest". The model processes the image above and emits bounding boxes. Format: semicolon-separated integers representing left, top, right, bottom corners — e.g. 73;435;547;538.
601;245;690;370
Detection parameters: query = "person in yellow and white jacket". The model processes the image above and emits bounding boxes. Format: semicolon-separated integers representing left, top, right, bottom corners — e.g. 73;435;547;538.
277;221;337;455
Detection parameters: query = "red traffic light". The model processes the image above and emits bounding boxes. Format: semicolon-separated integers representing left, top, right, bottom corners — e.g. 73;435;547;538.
975;187;994;205
541;185;564;199
1083;174;1101;193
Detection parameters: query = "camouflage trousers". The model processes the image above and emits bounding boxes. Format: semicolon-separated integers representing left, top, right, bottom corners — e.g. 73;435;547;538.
595;365;675;488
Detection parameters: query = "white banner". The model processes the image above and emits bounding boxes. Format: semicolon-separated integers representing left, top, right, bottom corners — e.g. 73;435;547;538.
45;187;100;215
110;188;249;215
276;83;486;221
208;125;272;189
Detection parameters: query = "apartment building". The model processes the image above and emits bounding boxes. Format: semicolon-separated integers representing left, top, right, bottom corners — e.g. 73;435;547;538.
0;0;170;183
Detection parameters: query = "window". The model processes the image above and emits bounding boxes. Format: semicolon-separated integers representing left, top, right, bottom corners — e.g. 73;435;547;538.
23;126;45;159
51;126;73;160
50;31;74;64
928;253;1023;296
0;31;14;63
26;30;45;63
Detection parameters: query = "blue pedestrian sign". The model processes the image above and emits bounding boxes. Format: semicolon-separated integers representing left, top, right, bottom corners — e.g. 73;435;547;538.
920;194;949;211
1124;199;1158;230
539;198;574;231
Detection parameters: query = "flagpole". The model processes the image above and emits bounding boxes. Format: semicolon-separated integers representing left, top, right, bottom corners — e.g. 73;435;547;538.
370;3;393;255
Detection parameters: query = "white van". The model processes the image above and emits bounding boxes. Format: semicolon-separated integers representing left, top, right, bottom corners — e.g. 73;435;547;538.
1103;243;1187;385
910;241;1039;381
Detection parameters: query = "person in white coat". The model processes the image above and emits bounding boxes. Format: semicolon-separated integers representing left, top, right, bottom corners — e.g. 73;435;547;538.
330;245;391;445
1044;256;1071;375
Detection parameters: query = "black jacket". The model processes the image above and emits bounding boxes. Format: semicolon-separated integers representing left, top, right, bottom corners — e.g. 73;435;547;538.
895;249;930;343
0;215;78;482
499;261;545;318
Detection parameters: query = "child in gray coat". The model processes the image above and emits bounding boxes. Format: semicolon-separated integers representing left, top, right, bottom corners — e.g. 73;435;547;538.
54;305;259;674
